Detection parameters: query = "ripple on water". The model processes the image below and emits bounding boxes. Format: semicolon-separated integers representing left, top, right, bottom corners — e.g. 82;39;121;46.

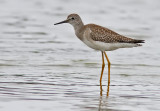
0;0;160;111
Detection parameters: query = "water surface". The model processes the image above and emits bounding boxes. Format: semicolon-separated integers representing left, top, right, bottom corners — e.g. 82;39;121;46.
0;0;160;111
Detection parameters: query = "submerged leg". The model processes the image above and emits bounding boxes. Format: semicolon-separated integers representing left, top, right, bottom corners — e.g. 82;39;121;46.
104;52;111;96
100;51;105;96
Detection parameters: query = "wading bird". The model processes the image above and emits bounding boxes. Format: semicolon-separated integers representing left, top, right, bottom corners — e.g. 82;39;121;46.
54;14;144;96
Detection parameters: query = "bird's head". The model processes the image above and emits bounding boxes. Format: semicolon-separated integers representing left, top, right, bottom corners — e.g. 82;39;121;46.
54;14;83;27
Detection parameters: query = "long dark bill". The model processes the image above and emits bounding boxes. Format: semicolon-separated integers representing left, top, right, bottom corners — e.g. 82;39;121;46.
54;19;69;25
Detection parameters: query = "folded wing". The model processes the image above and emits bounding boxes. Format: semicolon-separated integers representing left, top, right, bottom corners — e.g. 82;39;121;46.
88;24;144;44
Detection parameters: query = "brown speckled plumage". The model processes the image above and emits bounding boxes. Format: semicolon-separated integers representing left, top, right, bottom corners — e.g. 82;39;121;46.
86;24;144;44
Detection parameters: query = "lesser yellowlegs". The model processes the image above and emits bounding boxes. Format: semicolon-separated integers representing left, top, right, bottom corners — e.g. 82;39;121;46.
54;14;144;96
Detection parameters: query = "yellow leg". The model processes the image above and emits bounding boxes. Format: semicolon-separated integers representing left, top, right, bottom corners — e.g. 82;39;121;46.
100;51;105;96
107;83;110;97
104;52;110;97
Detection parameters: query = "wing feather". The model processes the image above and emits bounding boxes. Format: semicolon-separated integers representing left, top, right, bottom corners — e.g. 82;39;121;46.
88;24;144;43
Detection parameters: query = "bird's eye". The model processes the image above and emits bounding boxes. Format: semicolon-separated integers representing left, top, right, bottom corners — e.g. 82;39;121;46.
71;17;75;20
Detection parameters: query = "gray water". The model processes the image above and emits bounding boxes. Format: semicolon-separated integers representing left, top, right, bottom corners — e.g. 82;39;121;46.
0;0;160;111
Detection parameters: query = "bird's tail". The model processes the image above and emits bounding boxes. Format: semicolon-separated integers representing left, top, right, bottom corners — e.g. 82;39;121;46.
133;39;145;43
132;39;145;46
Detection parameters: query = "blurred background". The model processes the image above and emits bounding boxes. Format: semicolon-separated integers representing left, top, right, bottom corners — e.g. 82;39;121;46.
0;0;160;111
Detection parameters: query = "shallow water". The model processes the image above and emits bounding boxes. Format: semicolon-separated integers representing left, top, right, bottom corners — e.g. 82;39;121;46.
0;0;160;111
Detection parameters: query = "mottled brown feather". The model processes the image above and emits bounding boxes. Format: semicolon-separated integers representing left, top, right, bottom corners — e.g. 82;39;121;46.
86;24;144;43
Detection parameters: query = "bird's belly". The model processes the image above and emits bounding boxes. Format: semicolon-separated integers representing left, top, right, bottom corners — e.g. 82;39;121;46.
83;39;138;51
82;39;101;50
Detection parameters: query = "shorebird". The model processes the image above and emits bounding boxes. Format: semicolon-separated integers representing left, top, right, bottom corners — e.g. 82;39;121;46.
54;14;144;96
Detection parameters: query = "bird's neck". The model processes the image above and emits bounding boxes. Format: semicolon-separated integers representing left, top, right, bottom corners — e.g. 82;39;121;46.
72;22;84;41
72;21;84;33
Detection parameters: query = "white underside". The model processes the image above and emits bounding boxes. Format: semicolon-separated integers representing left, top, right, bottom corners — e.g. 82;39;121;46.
83;39;140;51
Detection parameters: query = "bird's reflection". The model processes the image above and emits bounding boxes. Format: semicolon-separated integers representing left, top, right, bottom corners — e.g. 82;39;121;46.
98;85;110;111
98;96;111;111
99;84;110;111
98;96;103;111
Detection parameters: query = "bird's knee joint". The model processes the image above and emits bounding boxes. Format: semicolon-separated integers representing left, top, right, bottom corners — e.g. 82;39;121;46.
102;63;105;67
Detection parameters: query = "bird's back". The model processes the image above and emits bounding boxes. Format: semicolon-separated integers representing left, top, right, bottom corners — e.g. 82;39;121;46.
84;24;144;44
